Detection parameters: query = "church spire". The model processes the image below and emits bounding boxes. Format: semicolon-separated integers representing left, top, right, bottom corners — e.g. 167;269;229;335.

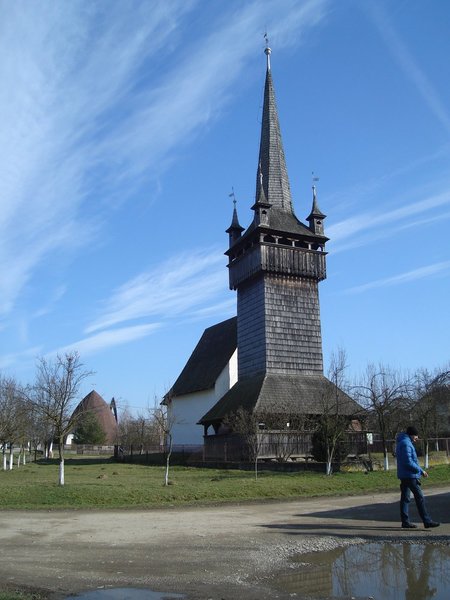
255;44;294;213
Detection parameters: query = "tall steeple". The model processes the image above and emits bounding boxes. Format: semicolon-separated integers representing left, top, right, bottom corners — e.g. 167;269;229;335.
223;45;328;381
199;45;360;439
255;44;294;213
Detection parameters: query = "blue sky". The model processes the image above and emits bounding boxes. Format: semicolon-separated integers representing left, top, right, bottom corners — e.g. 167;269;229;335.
1;0;449;414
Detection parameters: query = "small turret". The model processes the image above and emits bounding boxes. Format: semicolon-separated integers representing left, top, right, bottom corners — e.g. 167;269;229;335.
226;190;244;246
307;180;326;236
251;164;272;227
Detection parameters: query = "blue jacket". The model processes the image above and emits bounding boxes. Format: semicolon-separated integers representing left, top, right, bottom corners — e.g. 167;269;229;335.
396;432;423;480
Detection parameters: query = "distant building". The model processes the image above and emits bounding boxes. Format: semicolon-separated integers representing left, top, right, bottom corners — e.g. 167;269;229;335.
166;46;361;451
69;389;118;445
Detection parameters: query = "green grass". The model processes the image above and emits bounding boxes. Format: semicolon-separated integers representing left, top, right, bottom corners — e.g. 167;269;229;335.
0;592;45;600
0;456;449;510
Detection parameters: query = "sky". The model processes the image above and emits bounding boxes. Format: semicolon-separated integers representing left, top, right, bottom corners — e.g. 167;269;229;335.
1;0;449;415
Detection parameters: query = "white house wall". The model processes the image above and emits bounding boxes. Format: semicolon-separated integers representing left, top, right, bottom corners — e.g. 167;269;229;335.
170;350;238;446
215;349;238;400
170;389;215;446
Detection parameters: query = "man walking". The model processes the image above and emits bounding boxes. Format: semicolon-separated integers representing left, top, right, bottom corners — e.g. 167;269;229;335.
396;426;440;529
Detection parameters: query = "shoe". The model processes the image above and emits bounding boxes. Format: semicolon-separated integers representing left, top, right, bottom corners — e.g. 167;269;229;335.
424;521;440;528
402;523;418;529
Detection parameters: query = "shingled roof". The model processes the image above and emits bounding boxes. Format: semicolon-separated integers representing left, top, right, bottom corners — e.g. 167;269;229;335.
168;317;237;398
198;373;362;426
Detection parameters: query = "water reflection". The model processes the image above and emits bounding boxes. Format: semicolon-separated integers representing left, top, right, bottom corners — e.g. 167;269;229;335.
276;543;450;600
65;588;185;600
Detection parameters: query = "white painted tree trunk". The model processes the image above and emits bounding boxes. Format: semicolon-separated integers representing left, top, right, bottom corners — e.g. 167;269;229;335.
59;459;65;486
22;449;26;465
424;442;429;470
383;450;390;471
17;451;20;468
9;447;14;470
49;441;53;458
2;449;7;471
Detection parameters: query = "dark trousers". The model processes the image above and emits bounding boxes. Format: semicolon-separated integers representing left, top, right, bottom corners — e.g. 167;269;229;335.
400;478;431;525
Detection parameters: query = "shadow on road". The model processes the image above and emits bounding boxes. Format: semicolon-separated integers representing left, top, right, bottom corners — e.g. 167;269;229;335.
259;491;448;540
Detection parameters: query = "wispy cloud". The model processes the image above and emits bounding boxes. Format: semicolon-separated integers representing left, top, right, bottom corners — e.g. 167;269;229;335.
0;1;197;319
344;261;450;295
52;323;162;358
0;346;42;371
86;247;228;333
0;0;329;324
366;3;450;135
328;189;450;252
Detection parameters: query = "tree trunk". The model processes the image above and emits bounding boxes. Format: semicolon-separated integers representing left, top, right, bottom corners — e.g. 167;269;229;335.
2;447;7;471
58;437;65;486
383;446;390;471
59;459;65;486
424;440;429;470
9;445;14;470
164;434;172;486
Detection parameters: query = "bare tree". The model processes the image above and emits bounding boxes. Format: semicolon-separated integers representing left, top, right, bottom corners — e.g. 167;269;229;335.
150;403;176;486
0;375;26;471
354;364;410;471
224;407;265;480
313;349;358;475
30;352;93;485
409;367;450;468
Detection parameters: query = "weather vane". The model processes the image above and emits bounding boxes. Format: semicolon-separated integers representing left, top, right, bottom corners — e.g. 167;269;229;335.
229;187;237;207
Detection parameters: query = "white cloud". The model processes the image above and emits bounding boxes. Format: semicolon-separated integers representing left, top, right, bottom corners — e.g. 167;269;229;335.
86;248;228;333
366;2;450;135
0;0;329;323
328;189;450;251
344;261;450;295
52;323;162;358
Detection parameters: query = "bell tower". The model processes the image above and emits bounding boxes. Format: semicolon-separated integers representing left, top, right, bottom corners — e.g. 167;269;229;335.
225;45;328;381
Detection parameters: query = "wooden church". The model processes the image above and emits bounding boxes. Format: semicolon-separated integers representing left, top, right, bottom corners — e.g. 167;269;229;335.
166;46;361;457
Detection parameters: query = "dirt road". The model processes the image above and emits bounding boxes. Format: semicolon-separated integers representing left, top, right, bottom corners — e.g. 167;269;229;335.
0;487;448;599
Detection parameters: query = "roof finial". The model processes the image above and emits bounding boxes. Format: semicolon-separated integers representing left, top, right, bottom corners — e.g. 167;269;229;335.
312;171;319;199
264;32;271;71
229;186;237;208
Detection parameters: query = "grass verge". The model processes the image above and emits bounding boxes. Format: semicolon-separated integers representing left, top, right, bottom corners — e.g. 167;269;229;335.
0;457;449;510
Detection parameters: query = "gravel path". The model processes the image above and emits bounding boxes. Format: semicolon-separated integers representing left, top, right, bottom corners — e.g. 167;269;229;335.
0;486;448;600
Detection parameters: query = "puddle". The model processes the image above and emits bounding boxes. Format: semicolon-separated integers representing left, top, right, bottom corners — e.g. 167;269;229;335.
65;589;185;600
275;542;450;599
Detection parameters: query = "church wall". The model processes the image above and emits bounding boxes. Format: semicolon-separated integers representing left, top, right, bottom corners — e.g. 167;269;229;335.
170;389;215;446
170;355;238;445
237;277;267;379
215;349;238;399
236;273;323;379
265;274;323;374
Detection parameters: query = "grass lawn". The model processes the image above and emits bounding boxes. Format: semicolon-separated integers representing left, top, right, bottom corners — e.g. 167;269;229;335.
0;456;449;510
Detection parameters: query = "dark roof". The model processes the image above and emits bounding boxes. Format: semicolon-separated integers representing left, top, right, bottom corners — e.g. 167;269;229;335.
198;373;362;425
235;208;324;248
71;390;118;444
168;317;237;398
232;58;328;248
256;67;293;212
